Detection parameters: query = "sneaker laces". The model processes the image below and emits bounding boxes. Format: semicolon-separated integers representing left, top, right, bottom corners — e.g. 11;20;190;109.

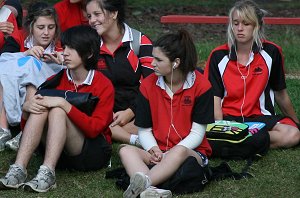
8;132;22;145
0;129;11;139
33;166;55;184
5;164;26;179
10;139;19;148
14;132;22;139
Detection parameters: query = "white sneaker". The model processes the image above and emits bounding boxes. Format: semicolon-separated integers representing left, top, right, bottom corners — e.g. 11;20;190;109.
123;172;147;198
0;164;27;189
0;128;11;151
5;131;22;151
140;187;172;198
23;165;56;193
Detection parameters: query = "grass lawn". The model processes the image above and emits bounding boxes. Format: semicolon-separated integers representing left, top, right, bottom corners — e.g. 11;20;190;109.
0;138;300;197
1;0;300;197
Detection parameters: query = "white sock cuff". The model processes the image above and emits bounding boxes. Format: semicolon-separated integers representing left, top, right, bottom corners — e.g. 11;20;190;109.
145;174;152;188
13;163;27;174
1;127;10;132
129;134;138;145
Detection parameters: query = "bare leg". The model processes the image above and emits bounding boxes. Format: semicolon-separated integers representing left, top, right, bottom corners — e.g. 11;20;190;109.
25;85;37;100
119;145;151;176
43;107;84;171
119;145;203;186
0;106;8;129
147;146;202;186
0;84;37;130
269;123;300;148
21;85;38;121
15;112;48;168
0;83;8;129
111;120;138;143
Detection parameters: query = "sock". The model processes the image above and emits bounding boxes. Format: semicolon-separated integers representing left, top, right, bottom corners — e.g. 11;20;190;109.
14;163;27;174
1;127;10;132
129;134;138;145
145;175;152;188
41;164;55;176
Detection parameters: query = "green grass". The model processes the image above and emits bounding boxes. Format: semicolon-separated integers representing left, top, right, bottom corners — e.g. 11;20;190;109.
266;26;300;74
2;0;300;197
1;141;300;197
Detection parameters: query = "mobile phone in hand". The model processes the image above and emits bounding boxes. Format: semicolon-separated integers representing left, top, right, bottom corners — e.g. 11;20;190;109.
43;53;57;58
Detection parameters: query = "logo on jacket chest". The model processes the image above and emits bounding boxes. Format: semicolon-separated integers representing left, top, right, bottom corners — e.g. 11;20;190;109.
182;96;192;106
252;65;263;76
97;58;107;70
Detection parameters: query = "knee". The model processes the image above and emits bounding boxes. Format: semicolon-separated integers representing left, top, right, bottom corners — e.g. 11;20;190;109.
271;126;300;148
118;144;128;156
170;145;189;158
48;107;66;118
118;144;135;158
289;127;300;142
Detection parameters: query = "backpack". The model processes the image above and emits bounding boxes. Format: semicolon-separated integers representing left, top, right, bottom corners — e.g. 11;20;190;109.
106;156;210;195
206;120;250;143
206;120;270;160
131;28;141;56
106;156;254;195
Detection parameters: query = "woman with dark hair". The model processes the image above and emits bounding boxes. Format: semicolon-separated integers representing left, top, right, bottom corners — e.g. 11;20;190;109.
0;25;114;193
204;0;300;148
0;2;63;151
85;0;154;146
119;29;214;198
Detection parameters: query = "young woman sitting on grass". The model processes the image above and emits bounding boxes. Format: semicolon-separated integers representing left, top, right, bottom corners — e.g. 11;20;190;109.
204;0;300;148
0;2;63;152
85;0;154;147
0;25;114;193
119;29;214;198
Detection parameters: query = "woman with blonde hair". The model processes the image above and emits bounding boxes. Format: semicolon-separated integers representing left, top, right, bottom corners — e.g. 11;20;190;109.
205;0;300;148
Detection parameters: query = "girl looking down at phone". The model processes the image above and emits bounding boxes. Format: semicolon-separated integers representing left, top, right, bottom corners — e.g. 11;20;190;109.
0;2;63;152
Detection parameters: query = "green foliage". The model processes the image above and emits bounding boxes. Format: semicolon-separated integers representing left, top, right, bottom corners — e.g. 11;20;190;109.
286;79;300;118
266;26;300;74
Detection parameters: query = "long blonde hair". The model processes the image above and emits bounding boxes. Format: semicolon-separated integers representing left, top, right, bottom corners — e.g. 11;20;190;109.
227;0;267;51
